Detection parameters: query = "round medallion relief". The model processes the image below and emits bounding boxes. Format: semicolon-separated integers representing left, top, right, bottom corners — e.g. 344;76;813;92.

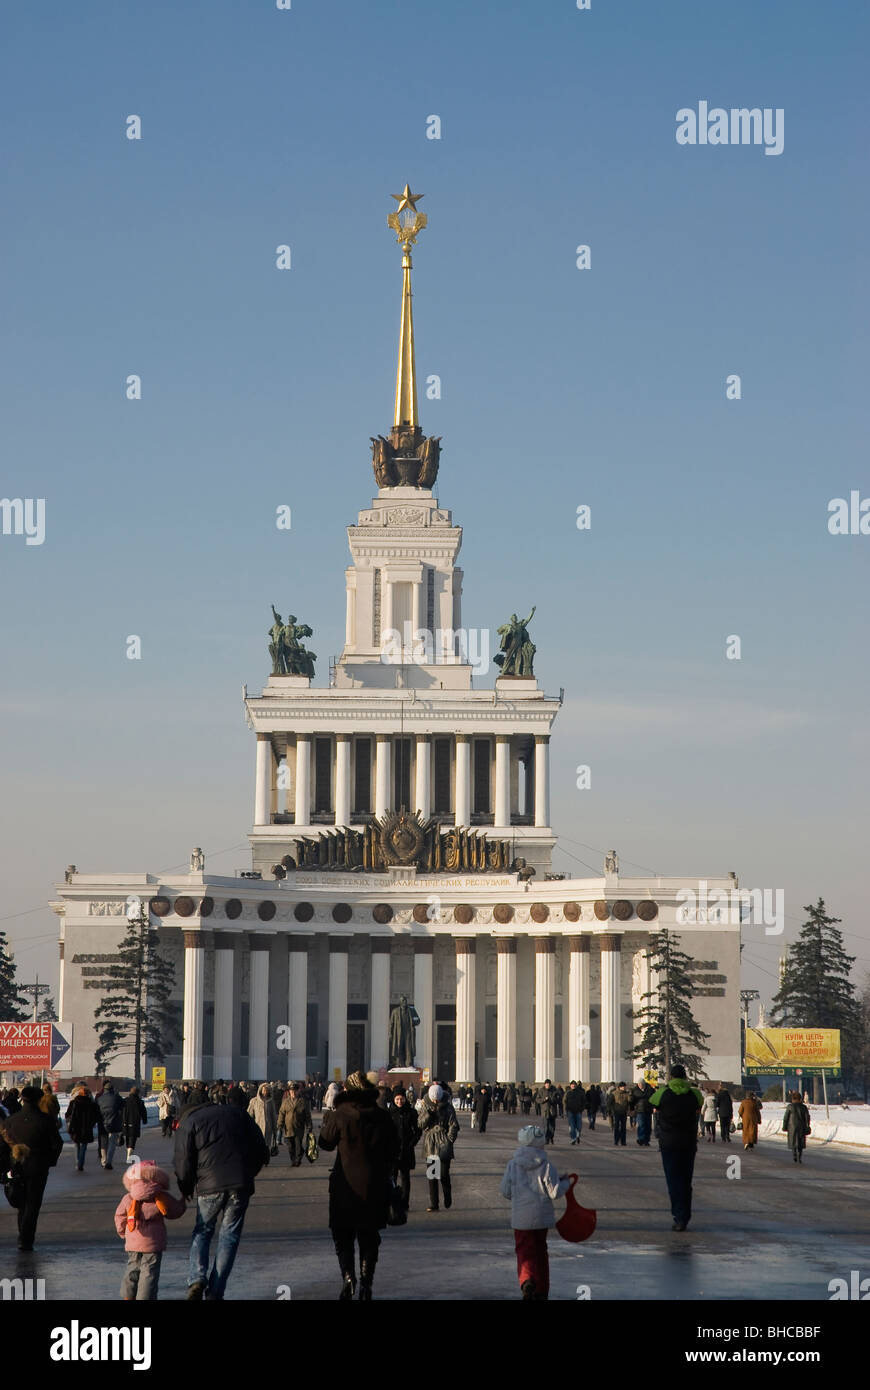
612;899;633;921
593;900;610;921
636;900;659;922
225;899;243;921
493;903;515;924
294;902;314;922
562;901;581;923
372;904;393;925
199;897;214;917
149;897;171;917
453;904;473;925
332;903;352;924
530;903;550;924
412;903;431;924
173;897;195;918
258;901;277;922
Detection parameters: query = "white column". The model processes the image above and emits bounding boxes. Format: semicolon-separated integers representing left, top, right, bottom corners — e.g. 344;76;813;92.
375;735;391;818
254;735;271;826
413;940;434;1075
248;937;271;1079
455;938;476;1082
534;937;555;1082
335;735;351;826
415;735;431;818
328;939;349;1080
182;932;206;1079
534;734;550;828
412;578;424;647
370;940;391;1071
495;736;510;826
294;735;311;826
345;575;355;647
568;934;591;1081
287;937;309;1079
213;937;235;1077
454;735;471;826
600;934;622;1083
496;938;517;1081
383;580;394;645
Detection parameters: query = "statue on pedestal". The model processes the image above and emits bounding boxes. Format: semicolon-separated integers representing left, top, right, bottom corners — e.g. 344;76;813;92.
388;995;420;1069
494;606;536;676
269;606;317;677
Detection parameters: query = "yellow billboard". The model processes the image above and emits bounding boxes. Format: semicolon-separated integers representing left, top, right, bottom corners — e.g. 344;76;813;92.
744;1027;840;1075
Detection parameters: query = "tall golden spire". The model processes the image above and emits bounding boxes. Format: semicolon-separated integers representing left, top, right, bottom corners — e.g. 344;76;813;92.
388;184;427;429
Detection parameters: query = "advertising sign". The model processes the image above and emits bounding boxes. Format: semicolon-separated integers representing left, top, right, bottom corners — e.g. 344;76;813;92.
744;1027;840;1076
0;1021;74;1073
151;1066;166;1089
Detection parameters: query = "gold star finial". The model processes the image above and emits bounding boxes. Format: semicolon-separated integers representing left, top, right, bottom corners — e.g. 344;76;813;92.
391;183;424;214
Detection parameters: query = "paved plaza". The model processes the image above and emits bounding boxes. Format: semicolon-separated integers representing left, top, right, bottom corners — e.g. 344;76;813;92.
3;1109;868;1302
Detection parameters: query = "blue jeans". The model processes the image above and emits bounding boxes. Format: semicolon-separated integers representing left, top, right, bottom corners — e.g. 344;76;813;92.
189;1189;250;1299
568;1111;583;1141
636;1113;652;1145
100;1132;119;1166
75;1142;89;1167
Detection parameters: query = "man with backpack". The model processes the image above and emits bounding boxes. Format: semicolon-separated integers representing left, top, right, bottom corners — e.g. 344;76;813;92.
649;1065;704;1231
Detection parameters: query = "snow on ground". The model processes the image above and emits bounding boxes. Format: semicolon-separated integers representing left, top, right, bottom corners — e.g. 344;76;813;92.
759;1103;870;1148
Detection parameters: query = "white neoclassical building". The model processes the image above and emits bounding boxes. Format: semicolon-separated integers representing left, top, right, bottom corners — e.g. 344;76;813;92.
51;189;742;1085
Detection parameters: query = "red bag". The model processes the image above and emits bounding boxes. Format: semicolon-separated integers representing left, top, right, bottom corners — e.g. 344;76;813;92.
556;1174;597;1243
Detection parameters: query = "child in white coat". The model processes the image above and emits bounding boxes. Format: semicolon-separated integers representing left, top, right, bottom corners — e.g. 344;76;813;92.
500;1124;572;1300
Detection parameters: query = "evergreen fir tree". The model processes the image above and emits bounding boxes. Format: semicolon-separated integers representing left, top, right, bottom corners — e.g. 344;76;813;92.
626;930;711;1078
93;903;176;1084
770;898;860;1082
37;994;57;1021
0;931;27;1020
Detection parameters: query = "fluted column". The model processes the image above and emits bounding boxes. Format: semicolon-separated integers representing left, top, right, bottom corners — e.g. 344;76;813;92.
287;935;312;1080
413;938;434;1075
599;933;622;1084
248;936;272;1078
294;736;311;826
370;939;392;1072
455;937;476;1082
375;735;391;818
335;735;351;827
534;937;555;1082
414;735;431;818
412;578;424;646
328;937;350;1080
454;735;471;826
182;931;208;1079
567;934;591;1081
496;938;517;1081
495;736;511;826
254;735;271;826
534;734;550;827
213;933;239;1078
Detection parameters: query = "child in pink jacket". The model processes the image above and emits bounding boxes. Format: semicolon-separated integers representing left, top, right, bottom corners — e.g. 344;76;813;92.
114;1159;186;1300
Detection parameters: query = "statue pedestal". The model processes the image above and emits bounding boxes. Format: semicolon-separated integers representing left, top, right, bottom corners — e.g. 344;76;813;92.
380;1067;423;1092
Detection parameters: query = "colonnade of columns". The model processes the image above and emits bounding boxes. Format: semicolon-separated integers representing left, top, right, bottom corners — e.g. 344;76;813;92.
181;930;625;1084
253;732;551;827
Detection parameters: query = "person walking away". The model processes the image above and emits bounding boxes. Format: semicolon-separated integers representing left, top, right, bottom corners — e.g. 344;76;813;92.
418;1083;460;1213
702;1091;718;1142
278;1084;312;1167
319;1070;399;1300
158;1084;176;1138
174;1086;269;1300
123;1086;148;1163
389;1090;420;1210
2;1089;21;1115
323;1080;342;1111
39;1083;61;1128
715;1085;733;1142
609;1083;631;1146
782;1092;811;1163
500;1125;573;1301
586;1083;601;1131
538;1080;559;1144
248;1083;278;1152
97;1082;124;1170
631;1079;654;1147
738;1093;763;1150
66;1084;101;1170
475;1083;492;1134
0;1084;63;1250
565;1081;586;1144
649;1066;704;1231
114;1159;185;1300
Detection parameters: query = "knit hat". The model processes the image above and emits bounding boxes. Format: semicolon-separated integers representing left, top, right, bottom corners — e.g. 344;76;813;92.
345;1070;375;1091
428;1084;444;1102
517;1125;546;1148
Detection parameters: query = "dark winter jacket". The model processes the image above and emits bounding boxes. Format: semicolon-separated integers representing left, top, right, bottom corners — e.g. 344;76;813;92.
174;1101;269;1199
608;1086;631;1117
715;1089;734;1120
586;1085;602;1114
390;1102;421;1168
537;1085;559;1116
97;1086;124;1134
122;1094;148;1141
418;1097;460;1159
277;1092;311;1138
474;1085;492;1117
782;1101;811;1147
0;1101;64;1174
565;1085;587;1114
65;1094;101;1143
630;1083;654;1116
649;1079;704;1150
319;1087;399;1230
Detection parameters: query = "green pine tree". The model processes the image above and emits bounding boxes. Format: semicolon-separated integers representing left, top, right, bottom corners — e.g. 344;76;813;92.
0;931;27;1020
770;898;861;1085
93;904;177;1085
37;994;57;1021
626;930;711;1078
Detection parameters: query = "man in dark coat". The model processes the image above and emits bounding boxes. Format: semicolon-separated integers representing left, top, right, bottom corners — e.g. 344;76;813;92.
96;1082;123;1169
649;1065;704;1231
565;1081;586;1144
174;1089;269;1300
122;1086;148;1161
319;1070;399;1300
389;1091;420;1210
474;1084;492;1133
586;1083;601;1130
631;1079;655;1146
715;1085;734;1143
278;1084;312;1167
0;1085;63;1250
537;1081;559;1143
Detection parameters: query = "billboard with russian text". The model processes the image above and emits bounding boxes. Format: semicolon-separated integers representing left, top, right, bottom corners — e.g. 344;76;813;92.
744;1027;840;1076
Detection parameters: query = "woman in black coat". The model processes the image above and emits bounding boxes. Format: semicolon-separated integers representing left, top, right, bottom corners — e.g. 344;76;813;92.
319;1071;399;1301
122;1087;148;1161
66;1086;101;1171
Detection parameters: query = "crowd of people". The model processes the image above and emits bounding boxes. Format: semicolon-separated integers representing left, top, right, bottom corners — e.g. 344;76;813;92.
0;1069;811;1299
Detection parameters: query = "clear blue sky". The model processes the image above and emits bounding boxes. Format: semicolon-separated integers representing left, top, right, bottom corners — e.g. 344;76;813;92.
1;0;867;1011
